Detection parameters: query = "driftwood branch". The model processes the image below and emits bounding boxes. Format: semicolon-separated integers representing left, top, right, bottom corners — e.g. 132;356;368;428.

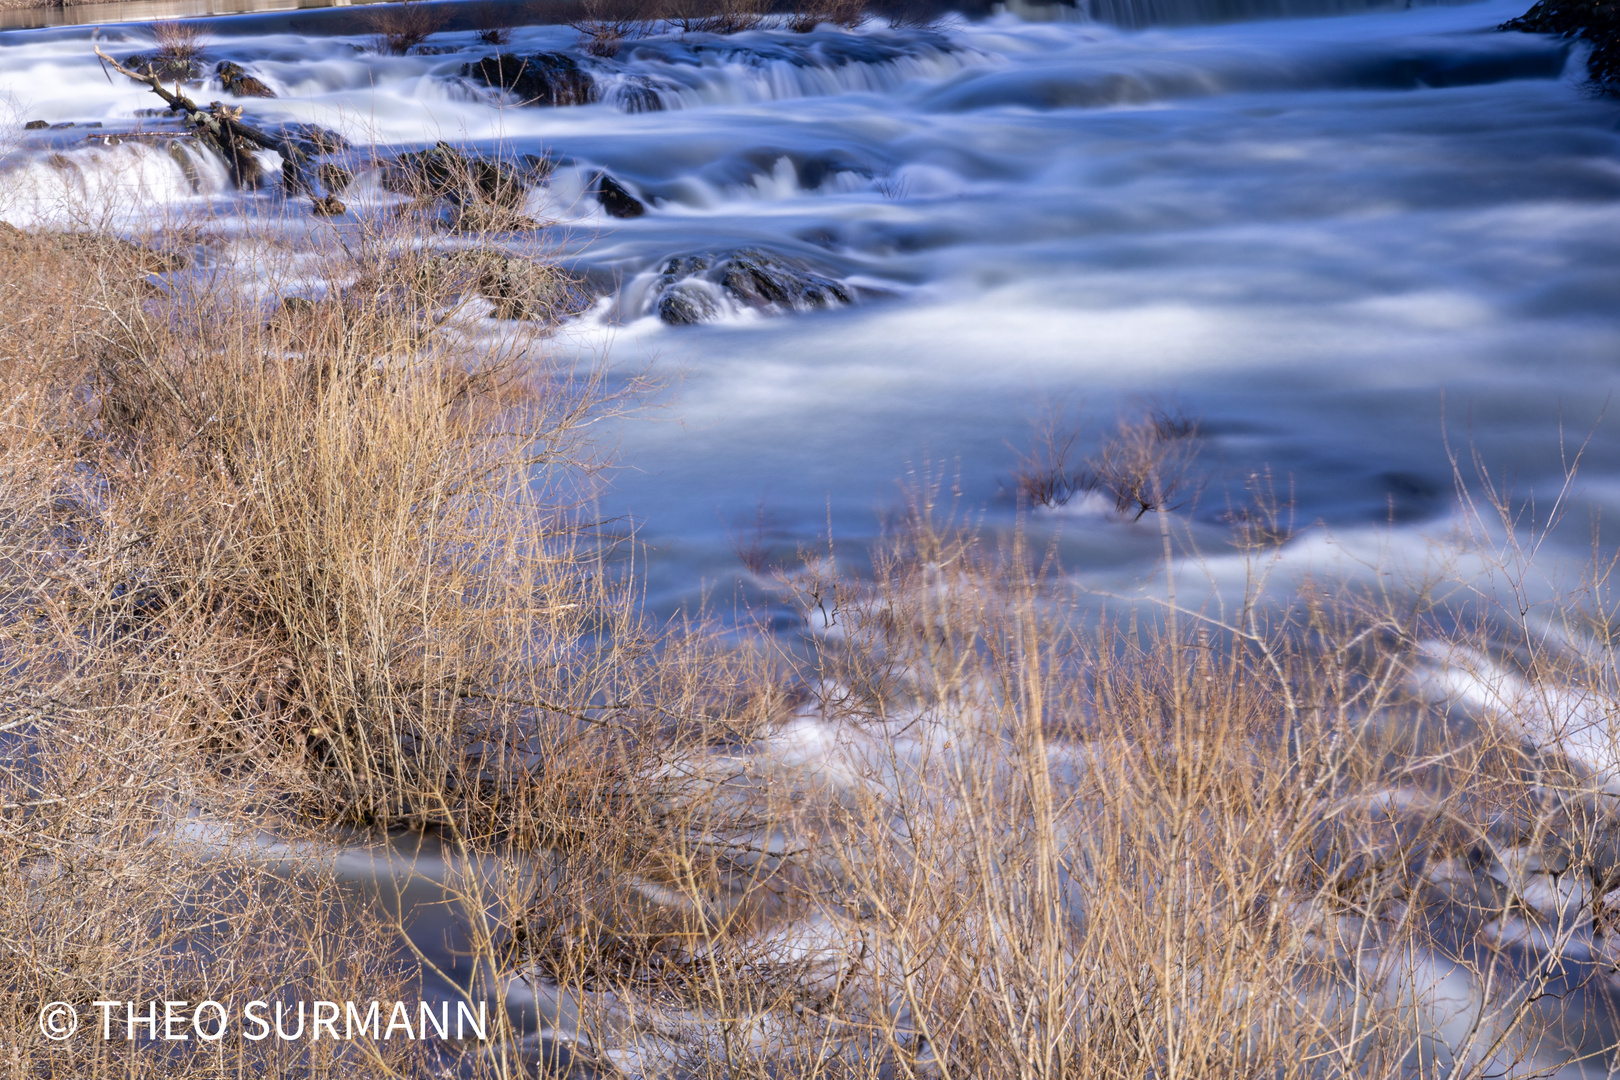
93;45;313;193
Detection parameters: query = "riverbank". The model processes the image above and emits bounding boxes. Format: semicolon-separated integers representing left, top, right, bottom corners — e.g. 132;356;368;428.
5;0;1620;1073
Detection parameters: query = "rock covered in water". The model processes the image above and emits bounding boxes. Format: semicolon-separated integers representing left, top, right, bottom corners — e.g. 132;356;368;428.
651;249;855;325
591;172;645;218
216;60;275;98
462;52;594;106
1503;0;1619;87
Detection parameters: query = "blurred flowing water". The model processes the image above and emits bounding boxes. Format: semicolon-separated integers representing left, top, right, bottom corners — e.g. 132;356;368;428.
5;0;1617;620
6;0;1620;1069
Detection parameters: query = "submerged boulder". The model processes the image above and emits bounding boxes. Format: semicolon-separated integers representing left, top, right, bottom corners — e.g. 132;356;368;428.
650;249;855;325
462;52;594;107
216;60;275;98
1503;0;1619;88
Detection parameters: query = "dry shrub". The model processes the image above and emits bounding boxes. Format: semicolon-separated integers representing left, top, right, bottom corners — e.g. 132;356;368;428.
367;0;444;56
671;0;771;36
1079;404;1201;518
788;0;866;32
151;19;209;67
0;226;426;1080
472;1;515;44
884;0;939;28
1009;403;1201;515
569;0;661;56
1006;403;1086;508
453;464;1620;1078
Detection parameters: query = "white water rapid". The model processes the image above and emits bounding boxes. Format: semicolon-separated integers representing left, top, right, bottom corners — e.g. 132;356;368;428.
3;1;1616;622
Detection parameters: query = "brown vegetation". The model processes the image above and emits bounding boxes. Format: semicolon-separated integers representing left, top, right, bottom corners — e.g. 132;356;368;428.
367;0;445;56
151;19;209;68
4;153;1620;1080
788;0;867;32
1007;404;1201;517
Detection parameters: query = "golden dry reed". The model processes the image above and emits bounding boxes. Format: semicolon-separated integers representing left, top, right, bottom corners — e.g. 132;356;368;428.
4;171;1620;1080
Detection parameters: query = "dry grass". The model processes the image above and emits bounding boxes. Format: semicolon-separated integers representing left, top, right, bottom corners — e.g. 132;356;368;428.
1008;404;1201;516
789;0;867;32
670;0;771;37
569;0;664;57
367;0;444;56
151;20;209;68
4;166;1620;1079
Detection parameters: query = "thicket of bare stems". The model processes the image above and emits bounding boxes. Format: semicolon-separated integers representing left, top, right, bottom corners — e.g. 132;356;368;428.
150;20;209;67
5;174;1620;1078
367;0;445;56
562;0;881;50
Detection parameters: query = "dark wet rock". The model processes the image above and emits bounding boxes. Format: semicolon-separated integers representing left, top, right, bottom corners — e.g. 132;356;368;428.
216;60;276;98
658;283;723;325
1503;0;1619;88
23;119;48;130
310;194;346;216
650;249;855;325
120;53;205;82
591;173;645;218
384;141;542;231
461;52;594;107
598;78;665;113
386;141;529;205
317;163;354;193
282;123;349;157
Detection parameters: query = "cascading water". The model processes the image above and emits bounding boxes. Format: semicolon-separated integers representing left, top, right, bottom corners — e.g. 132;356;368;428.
2;0;1613;608
4;0;1620;1069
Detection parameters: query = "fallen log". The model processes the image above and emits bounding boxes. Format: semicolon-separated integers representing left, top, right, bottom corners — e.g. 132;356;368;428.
93;46;315;193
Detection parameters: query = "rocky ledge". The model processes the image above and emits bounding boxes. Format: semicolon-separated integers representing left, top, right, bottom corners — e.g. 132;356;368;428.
461;52;594;107
1503;0;1619;89
650;249;856;325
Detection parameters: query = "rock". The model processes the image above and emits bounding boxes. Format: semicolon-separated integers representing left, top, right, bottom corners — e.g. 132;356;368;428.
120;52;204;82
649;249;855;325
461;52;594;107
1503;0;1620;88
384;142;541;231
421;249;595;322
386;141;530;207
657;281;723;325
23;120;48;130
216;61;276;98
591;173;645;218
317;163;354;193
281;123;349;157
310;194;346;216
